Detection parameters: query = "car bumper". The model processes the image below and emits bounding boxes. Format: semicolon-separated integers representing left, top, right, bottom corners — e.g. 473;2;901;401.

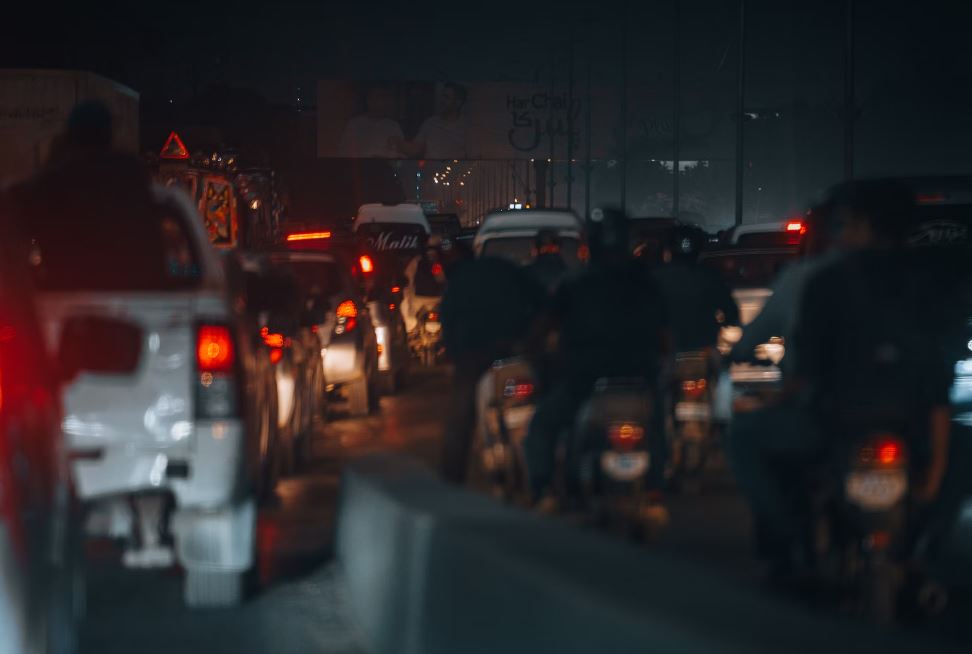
71;420;245;509
323;335;366;386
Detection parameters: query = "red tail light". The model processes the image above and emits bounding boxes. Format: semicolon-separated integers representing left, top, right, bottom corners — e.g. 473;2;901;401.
503;378;534;401
336;300;358;319
260;327;286;349
608;422;645;452
431;262;444;276
857;436;907;467
426;311;440;322
359;255;375;274
269;348;284;365
681;378;707;399
286;231;332;242
391;285;401;294
785;220;805;234
197;325;234;373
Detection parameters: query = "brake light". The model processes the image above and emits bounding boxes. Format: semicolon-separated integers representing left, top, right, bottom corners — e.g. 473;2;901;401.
335;300;358;335
681;378;707;399
260;327;286;349
857;436;907;467
391;286;401;294
359;255;375;274
431;263;444;276
503;378;534;401
336;300;358;319
916;192;946;205
197;325;234;373
286;231;332;242
269;348;284;365
785;220;806;234
608;422;645;452
427;311;440;322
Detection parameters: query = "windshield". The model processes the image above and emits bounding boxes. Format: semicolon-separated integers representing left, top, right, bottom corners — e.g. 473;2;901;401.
701;250;797;289
481;235;582;268
19;206;201;292
272;258;344;299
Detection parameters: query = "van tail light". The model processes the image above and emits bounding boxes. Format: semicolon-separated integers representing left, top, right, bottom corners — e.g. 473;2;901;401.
196;324;239;419
334;300;358;335
359;255;375;274
681;378;707;399
608;422;645;452
856;436;907;468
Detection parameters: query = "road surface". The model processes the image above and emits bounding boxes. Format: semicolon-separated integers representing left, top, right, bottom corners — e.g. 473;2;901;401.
80;367;970;653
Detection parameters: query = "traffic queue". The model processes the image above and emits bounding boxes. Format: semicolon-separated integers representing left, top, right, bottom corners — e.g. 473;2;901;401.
1;102;970;653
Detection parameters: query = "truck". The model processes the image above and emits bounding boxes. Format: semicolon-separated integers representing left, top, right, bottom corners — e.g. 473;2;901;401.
0;69;139;185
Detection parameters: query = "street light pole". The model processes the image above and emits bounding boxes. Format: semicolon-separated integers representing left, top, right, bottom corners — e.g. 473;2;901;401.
672;0;681;219
734;0;747;226
844;0;855;181
585;19;593;220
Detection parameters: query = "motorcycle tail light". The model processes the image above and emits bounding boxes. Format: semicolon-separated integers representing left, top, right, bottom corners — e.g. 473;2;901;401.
856;436;907;468
681;378;707;399
502;378;534;401
608;422;645;452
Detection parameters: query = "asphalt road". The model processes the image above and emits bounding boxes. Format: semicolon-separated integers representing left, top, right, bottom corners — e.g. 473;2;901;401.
80;367;971;653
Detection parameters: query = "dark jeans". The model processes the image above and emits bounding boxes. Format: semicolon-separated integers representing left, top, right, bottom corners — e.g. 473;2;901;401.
440;351;496;484
523;376;666;499
727;401;822;560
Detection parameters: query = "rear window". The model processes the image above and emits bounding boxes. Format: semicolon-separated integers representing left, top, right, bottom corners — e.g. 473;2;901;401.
701;250;796;289
480;236;582;268
276;259;345;299
21;206;202;292
910;205;972;246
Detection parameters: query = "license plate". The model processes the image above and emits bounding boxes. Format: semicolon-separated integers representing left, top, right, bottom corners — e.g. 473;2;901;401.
675;402;711;422
845;469;908;511
424;321;441;334
503;405;535;430
601;451;650;482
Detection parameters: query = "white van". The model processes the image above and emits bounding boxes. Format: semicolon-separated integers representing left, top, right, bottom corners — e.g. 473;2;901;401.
474;209;584;266
353;203;430;254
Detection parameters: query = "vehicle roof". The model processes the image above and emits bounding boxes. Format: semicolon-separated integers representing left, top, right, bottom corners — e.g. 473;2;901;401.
477;209;582;236
354;203;430;232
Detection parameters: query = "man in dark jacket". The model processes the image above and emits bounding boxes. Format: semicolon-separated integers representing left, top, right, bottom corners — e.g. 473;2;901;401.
439;255;545;483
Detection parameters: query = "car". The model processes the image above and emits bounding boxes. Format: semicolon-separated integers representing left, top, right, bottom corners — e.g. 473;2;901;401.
721;217;807;248
269;249;380;417
473;208;585;266
17;184;268;608
0;206;81;654
426;212;462;241
229;252;326;478
283;227;410;395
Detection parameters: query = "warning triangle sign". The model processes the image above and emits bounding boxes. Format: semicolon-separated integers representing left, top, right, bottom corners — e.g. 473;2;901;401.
160;131;190;160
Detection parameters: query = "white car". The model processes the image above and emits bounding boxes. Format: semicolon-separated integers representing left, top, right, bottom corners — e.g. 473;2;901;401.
473;208;585;265
23;185;271;608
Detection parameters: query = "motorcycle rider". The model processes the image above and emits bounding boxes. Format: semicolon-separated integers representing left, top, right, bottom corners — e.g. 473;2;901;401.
652;224;739;356
736;180;953;577
439;254;546;483
522;208;671;508
526;228;570;294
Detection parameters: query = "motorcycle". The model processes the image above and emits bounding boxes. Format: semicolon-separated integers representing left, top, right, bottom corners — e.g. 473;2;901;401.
668;351;715;491
808;431;945;623
570;378;666;540
475;357;537;500
411;305;443;367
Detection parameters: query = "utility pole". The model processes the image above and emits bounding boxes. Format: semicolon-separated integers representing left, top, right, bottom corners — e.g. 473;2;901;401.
585;21;593;220
844;0;855;180
672;0;681;219
734;0;747;226
567;21;575;212
620;2;628;212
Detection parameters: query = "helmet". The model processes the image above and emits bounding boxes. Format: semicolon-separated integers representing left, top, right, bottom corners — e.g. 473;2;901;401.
667;224;704;262
588;207;631;265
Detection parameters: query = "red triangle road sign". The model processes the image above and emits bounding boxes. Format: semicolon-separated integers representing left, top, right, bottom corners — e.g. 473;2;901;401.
160;131;190;160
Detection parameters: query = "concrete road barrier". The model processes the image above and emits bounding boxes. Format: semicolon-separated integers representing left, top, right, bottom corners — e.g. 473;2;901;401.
336;454;960;654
